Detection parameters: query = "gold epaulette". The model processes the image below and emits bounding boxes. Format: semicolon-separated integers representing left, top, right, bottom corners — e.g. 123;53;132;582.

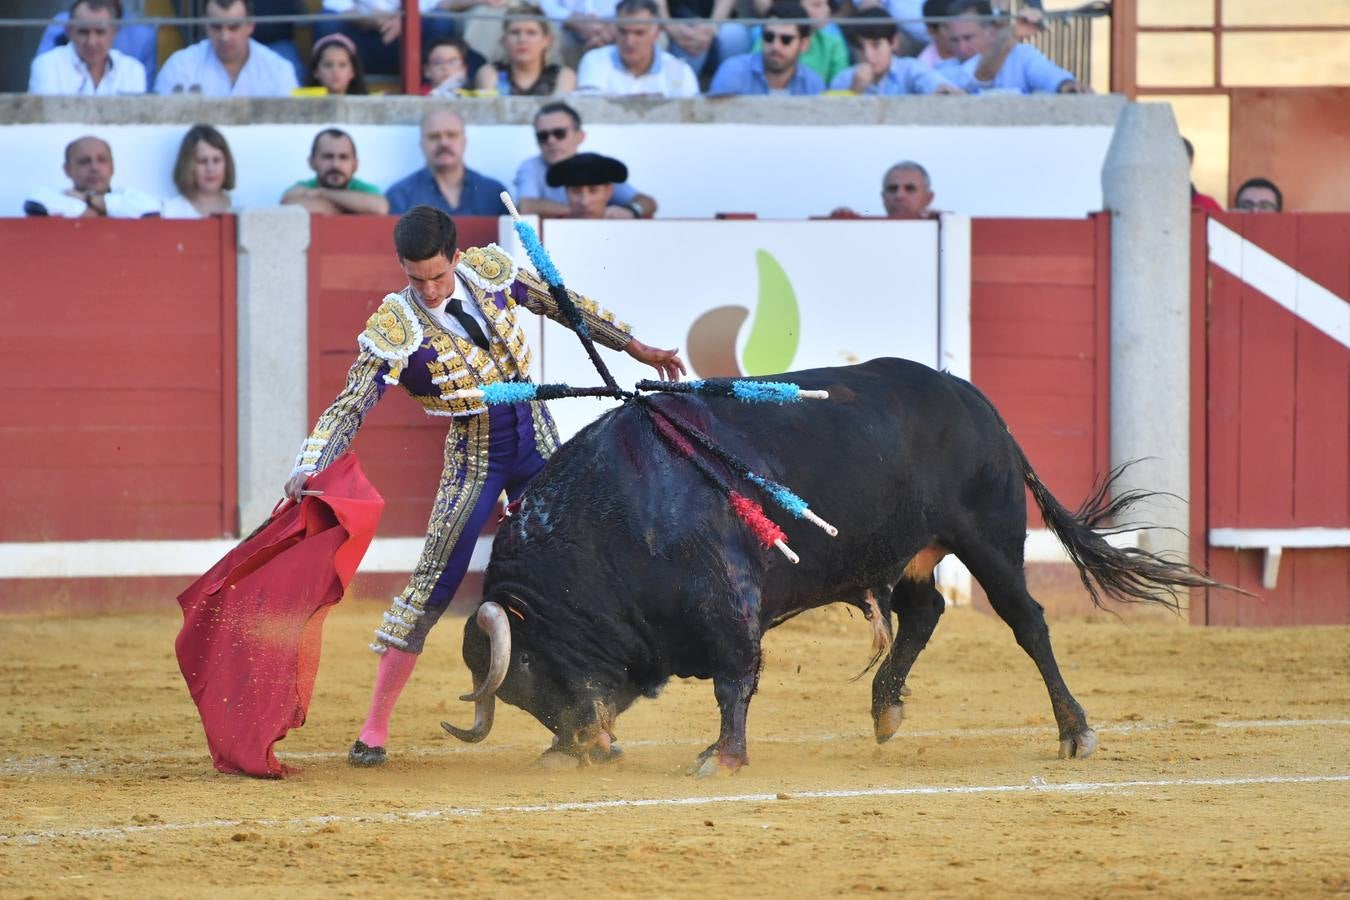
357;293;424;384
457;244;518;293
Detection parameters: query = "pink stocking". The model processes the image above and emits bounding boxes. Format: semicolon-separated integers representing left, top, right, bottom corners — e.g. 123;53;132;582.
357;647;419;748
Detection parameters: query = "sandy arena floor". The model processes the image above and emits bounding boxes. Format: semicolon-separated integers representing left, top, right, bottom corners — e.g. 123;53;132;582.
1;600;1347;898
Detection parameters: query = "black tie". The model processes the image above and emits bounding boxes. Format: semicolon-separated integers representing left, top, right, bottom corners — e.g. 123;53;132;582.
447;297;492;351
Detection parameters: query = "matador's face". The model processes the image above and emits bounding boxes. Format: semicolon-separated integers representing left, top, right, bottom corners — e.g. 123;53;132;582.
400;250;462;309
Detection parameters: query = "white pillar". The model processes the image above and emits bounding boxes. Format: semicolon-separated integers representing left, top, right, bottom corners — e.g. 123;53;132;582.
1101;103;1192;561
236;207;311;532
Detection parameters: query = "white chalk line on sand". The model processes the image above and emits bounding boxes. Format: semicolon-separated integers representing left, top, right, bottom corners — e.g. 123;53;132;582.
3;773;1348;846
3;717;1349;777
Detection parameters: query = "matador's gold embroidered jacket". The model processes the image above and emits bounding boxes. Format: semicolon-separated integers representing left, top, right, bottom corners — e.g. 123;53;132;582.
292;244;632;476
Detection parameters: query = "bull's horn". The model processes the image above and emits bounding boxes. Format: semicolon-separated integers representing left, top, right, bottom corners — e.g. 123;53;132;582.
459;601;511;702
441;695;495;743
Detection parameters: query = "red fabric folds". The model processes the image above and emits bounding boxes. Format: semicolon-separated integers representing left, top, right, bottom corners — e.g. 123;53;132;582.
175;453;383;778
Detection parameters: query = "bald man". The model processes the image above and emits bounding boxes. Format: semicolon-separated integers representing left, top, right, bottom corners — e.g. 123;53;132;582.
385;109;509;217
24;135;160;218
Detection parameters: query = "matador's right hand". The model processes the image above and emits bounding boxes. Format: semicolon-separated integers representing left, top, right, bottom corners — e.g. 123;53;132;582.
283;470;313;501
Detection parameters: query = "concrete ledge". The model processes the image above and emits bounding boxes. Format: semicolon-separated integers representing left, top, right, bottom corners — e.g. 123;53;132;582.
1;93;1127;127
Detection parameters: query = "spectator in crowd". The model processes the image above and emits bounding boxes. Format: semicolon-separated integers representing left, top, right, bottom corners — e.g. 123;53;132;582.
35;0;157;84
1233;177;1283;213
472;4;577;96
161;125;236;219
536;0;620;68
282;129;390;215
307;32;370;94
24;135;160;218
829;159;935;219
747;0;849;86
516;102;657;218
880;160;936;218
851;0;927;54
576;0;701;97
546;152;636;219
709;1;825;96
1183;137;1222;214
313;1;459;77
830;10;960;94
663;0;750;82
424;36;490;95
940;0;1083;94
29;0;148;96
915;0;954;67
154;0;300;96
386;109;510;217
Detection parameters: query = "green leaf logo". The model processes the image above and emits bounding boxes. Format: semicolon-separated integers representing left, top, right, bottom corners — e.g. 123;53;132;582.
685;250;800;379
742;250;800;376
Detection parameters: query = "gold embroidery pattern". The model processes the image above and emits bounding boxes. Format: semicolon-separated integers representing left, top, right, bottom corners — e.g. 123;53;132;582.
372;414;491;652
358;294;424;385
530;401;559;460
514;267;633;351
293;353;384;473
458;244;518;292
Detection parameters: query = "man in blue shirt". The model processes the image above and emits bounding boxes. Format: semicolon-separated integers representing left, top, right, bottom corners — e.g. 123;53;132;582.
939;0;1083;94
830;10;961;95
386;109;510;217
709;1;824;96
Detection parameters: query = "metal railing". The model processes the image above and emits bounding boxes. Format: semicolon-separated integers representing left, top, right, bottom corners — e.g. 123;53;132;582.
1;4;1108;95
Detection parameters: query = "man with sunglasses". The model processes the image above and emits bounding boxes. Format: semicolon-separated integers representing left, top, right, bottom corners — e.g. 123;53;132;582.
514;102;658;218
709;0;824;96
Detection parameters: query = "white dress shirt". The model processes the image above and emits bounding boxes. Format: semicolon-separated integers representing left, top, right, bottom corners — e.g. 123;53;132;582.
25;186;162;218
576;46;701;98
28;44;147;96
153;38;299;97
417;276;495;345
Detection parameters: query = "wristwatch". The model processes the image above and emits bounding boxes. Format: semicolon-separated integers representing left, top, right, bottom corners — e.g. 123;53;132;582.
626;201;645;219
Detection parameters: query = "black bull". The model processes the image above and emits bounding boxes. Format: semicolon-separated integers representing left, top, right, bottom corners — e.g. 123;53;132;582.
445;358;1219;774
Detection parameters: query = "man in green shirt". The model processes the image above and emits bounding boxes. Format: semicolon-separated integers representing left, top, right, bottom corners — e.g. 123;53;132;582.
281;128;390;215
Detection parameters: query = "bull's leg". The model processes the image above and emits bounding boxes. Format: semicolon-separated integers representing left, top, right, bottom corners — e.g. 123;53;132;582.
958;544;1097;759
691;580;763;778
871;579;945;743
691;668;760;777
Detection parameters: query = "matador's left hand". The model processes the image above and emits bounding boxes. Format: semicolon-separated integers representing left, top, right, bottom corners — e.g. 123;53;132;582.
625;339;687;382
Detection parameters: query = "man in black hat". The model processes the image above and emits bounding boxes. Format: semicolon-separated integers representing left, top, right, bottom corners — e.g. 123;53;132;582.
545;151;640;219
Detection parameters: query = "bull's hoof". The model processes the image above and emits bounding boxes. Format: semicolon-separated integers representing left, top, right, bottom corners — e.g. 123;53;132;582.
874;704;905;744
691;753;745;779
1058;728;1098;759
537;748;582;770
588;744;624;765
347;740;386;767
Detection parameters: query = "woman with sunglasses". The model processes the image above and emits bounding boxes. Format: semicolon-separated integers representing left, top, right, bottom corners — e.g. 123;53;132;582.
473;2;577;96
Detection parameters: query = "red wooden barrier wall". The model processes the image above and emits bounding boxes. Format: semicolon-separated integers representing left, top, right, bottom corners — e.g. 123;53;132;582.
307;215;500;537
969;215;1112;525
0;217;238;541
1193;212;1350;625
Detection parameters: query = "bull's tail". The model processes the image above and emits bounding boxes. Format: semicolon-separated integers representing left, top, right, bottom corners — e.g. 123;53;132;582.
1019;453;1229;613
948;373;1231;612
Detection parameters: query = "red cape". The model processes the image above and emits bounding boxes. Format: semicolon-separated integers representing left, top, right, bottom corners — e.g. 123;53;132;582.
175;453;383;777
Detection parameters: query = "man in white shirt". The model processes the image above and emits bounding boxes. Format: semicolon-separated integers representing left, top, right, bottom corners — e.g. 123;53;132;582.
154;0;299;96
28;0;147;96
576;0;701;97
24;135;160;218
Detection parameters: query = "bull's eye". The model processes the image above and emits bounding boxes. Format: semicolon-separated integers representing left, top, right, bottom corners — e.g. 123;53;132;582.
518;652;531;669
